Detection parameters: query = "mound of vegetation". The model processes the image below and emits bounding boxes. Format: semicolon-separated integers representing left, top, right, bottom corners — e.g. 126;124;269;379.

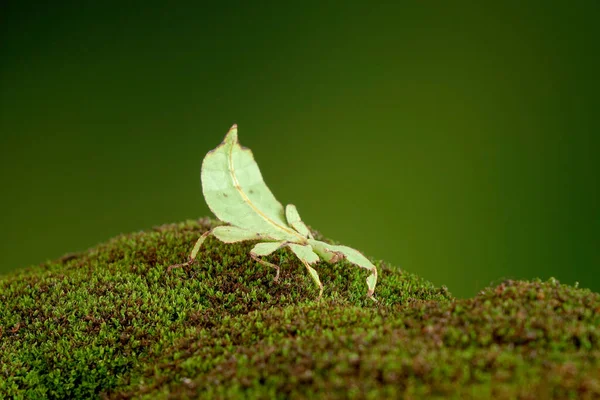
1;218;598;399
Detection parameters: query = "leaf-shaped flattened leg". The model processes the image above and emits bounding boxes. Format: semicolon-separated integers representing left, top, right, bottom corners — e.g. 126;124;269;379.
287;243;323;300
309;240;378;302
285;204;314;239
250;241;286;282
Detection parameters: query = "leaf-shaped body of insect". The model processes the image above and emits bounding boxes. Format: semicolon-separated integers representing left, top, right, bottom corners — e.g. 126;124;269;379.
169;125;378;301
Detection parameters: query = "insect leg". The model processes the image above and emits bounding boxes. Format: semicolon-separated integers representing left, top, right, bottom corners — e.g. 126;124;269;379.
309;239;378;302
167;230;211;272
287;243;323;300
298;257;323;300
250;241;286;282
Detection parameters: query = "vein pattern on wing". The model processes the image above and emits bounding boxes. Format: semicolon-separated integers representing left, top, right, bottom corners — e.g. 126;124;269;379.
201;127;302;242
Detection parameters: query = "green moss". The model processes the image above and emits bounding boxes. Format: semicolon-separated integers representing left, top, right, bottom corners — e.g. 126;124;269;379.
1;218;598;399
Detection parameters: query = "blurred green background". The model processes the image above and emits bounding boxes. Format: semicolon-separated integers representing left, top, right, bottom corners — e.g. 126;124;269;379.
1;2;598;298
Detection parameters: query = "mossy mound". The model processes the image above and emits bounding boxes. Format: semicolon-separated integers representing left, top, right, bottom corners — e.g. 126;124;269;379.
1;218;598;399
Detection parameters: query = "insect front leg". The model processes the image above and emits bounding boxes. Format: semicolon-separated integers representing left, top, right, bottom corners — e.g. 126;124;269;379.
168;226;275;274
167;230;212;272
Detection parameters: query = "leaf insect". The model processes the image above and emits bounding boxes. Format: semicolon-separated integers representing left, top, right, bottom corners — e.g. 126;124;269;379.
169;124;378;301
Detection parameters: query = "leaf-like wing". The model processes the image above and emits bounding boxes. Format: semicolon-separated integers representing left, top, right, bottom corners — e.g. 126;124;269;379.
201;125;302;242
285;204;314;239
309;240;378;299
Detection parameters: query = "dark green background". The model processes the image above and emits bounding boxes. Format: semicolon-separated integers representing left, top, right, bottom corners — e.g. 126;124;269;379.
1;2;598;298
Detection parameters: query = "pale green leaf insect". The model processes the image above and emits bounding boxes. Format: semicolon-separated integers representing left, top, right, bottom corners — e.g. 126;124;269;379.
172;124;378;301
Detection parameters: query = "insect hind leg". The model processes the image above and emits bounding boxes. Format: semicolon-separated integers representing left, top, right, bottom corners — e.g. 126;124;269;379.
250;253;281;282
250;241;287;282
